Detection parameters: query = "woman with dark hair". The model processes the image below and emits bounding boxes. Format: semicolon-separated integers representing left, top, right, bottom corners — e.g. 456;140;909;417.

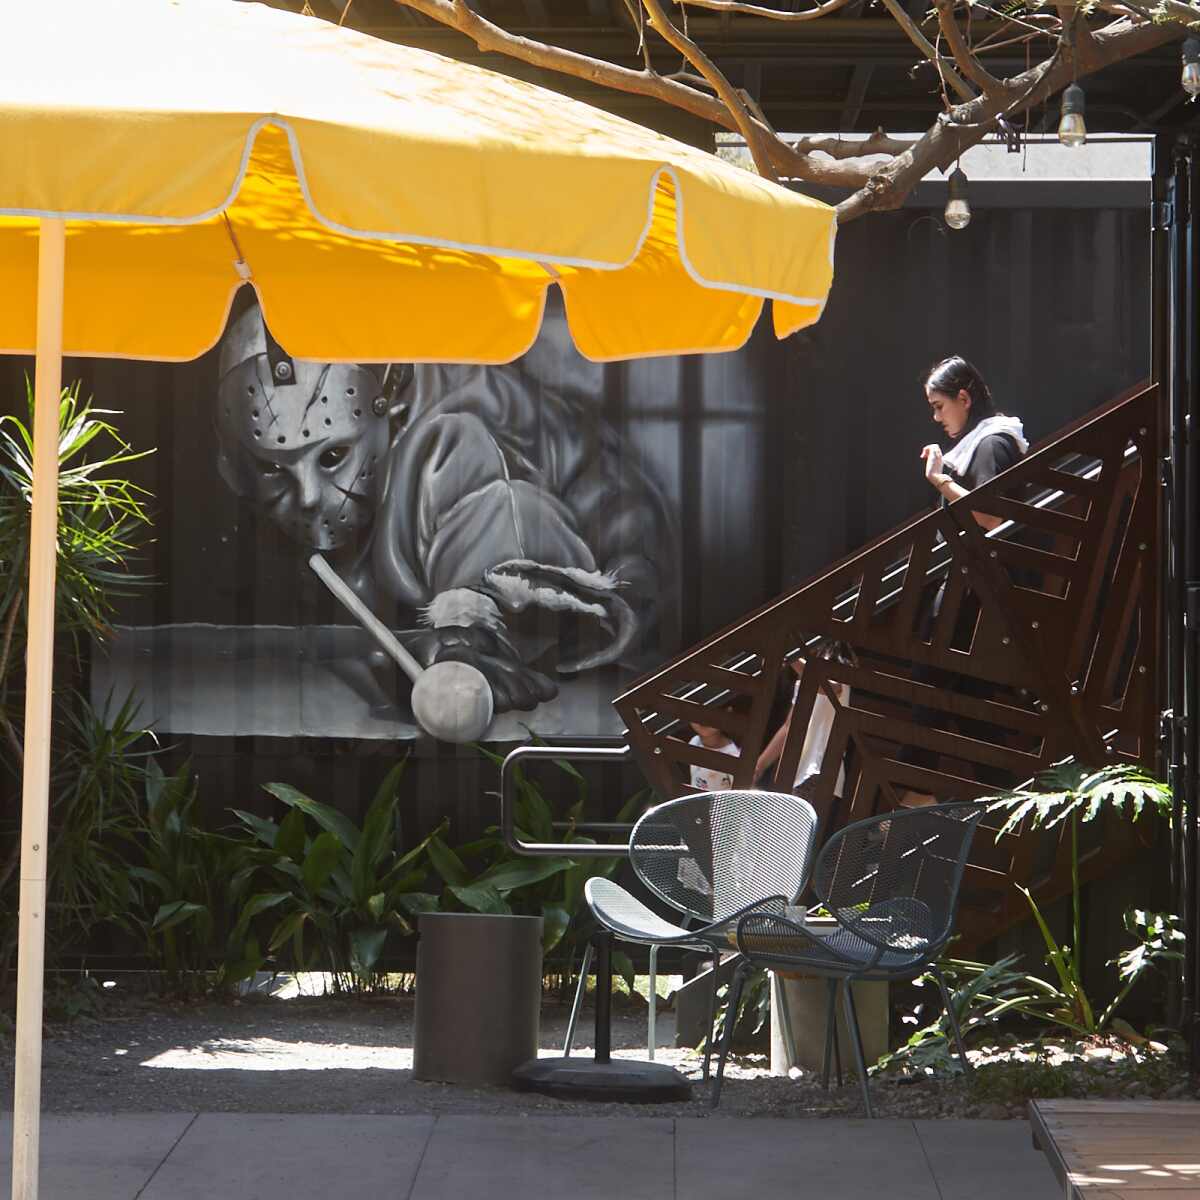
919;356;1027;526
902;357;1028;806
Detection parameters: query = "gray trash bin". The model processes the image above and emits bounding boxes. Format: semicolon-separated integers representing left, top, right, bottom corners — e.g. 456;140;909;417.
413;912;543;1086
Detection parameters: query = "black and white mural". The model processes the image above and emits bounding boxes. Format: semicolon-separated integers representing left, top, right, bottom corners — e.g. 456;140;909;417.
197;295;678;741
85;286;778;743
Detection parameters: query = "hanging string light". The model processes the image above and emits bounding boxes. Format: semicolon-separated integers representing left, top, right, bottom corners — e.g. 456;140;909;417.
1058;82;1087;147
944;165;971;230
1182;38;1200;99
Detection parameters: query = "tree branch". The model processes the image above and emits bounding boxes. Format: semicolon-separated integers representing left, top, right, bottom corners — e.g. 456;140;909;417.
789;131;912;159
673;0;858;19
640;0;779;179
390;0;883;188
876;0;976;102
836;13;1180;221
388;0;1183;221
934;0;1004;93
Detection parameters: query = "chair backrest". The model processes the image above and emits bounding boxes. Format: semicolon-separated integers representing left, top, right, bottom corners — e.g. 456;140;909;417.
812;802;985;961
629;790;820;923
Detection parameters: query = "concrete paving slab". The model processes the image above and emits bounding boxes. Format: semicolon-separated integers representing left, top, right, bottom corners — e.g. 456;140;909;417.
0;1114;195;1200
914;1119;1060;1200
409;1116;675;1200
138;1113;434;1200
677;1118;941;1200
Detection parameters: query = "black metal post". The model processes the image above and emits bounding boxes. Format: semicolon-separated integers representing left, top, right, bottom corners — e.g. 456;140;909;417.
1179;136;1200;1078
1160;131;1200;1075
594;931;613;1065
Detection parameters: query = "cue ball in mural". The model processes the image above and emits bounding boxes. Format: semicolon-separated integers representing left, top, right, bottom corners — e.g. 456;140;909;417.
211;299;678;742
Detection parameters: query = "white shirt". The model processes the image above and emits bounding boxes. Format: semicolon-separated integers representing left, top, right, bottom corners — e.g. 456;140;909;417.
792;680;847;792
688;734;739;792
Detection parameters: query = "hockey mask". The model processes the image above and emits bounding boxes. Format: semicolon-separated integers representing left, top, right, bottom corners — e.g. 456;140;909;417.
216;308;393;551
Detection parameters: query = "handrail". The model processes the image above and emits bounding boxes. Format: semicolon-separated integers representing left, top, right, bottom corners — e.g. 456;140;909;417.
643;442;1139;738
499;742;635;857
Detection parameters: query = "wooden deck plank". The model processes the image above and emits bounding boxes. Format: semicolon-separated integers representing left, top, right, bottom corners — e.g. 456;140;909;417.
1030;1100;1200;1200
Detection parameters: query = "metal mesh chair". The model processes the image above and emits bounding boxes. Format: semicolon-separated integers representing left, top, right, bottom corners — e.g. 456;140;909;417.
563;790;819;1078
714;802;987;1114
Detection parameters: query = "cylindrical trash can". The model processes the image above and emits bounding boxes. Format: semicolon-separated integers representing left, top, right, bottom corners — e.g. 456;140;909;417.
413;912;543;1086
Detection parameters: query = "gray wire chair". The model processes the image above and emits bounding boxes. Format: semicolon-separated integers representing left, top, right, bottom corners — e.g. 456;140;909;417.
563;789;820;1079
715;801;987;1114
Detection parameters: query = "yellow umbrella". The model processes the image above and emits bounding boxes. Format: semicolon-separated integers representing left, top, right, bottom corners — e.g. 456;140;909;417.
0;2;837;1194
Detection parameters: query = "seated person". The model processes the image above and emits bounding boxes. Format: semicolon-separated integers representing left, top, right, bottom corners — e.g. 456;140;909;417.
754;638;853;799
687;719;740;793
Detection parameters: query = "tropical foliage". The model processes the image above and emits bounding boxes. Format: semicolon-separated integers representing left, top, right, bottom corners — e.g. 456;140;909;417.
0;383;154;996
230;766;444;992
985;764;1176;1037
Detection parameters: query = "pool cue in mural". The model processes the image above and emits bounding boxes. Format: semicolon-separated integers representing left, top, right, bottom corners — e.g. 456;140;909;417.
308;553;495;743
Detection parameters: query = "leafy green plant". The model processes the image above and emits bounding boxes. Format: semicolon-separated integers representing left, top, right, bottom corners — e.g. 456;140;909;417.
0;693;156;991
0;381;154;998
232;763;443;992
878;954;1033;1073
983;764;1174;1037
129;760;260;994
44;693;154;944
0;379;151;698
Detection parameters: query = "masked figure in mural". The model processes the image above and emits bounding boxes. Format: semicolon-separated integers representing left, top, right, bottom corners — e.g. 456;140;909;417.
214;298;677;726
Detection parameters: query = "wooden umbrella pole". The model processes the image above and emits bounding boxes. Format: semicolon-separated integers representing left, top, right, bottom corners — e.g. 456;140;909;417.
11;216;65;1200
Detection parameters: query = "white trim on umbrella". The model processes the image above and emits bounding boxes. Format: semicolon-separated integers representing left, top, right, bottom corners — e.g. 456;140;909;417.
0;117;835;308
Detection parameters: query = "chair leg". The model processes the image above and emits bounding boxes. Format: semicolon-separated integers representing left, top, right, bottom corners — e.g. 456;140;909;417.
821;978;836;1089
702;949;721;1082
773;972;798;1073
833;1008;843;1088
647;944;658;1062
711;960;749;1109
563;940;593;1057
841;980;874;1119
932;965;972;1074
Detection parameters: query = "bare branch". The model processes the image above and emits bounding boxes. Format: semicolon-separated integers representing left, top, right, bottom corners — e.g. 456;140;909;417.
836;13;1180;221
738;87;779;137
934;0;1003;92
388;0;1183;221
875;0;976;102
672;0;857;19
789;131;912;159
640;0;779;179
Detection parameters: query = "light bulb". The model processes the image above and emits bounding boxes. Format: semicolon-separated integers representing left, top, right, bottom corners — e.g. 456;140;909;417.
1058;112;1087;147
1058;83;1087;147
944;199;971;230
944;166;971;230
1183;39;1200;98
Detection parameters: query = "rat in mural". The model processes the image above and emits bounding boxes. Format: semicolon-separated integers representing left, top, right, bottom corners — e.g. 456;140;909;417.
213;298;677;726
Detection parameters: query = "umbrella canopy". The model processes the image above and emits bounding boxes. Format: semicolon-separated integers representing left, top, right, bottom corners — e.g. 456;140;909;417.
0;3;837;1197
0;1;835;363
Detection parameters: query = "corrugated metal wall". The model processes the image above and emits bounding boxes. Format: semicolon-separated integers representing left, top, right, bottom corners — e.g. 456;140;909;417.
0;199;1151;856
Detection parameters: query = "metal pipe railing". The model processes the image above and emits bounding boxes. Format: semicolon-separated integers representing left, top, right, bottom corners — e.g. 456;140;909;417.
499;742;634;857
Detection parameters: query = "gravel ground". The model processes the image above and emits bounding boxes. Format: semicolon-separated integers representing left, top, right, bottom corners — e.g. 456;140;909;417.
1;986;1195;1120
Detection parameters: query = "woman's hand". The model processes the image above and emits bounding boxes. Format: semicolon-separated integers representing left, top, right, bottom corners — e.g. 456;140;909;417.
921;443;949;490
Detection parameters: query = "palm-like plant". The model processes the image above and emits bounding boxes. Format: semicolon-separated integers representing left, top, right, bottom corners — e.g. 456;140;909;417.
0;379;151;742
985;763;1174;1036
0;379;153;983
